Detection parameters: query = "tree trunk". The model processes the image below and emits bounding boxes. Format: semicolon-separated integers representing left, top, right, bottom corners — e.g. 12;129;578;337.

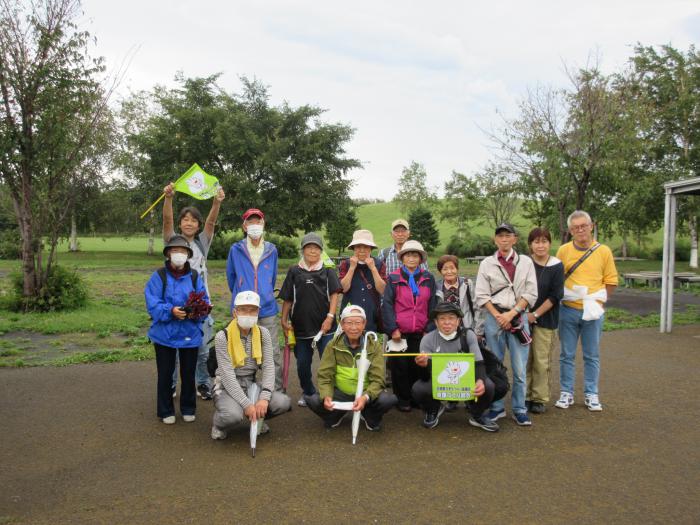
69;213;78;252
558;206;568;244
621;236;628;258
147;211;155;256
689;215;698;269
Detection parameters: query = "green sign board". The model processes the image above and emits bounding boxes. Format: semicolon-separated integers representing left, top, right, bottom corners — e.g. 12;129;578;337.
431;353;476;401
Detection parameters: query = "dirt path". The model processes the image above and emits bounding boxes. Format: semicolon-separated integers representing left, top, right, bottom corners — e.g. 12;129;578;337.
1;325;699;524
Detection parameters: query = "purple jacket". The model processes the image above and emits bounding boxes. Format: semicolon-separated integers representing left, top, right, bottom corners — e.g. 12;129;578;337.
382;268;437;335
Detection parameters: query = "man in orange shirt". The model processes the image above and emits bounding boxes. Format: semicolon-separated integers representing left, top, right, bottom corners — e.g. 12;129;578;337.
555;210;618;412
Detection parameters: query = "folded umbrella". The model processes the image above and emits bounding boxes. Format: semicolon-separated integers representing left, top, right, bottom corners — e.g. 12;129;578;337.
351;331;377;445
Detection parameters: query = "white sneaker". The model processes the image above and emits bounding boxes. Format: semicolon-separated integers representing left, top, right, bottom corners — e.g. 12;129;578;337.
162;416;176;424
211;426;227;440
183;415;196;422
585;394;603;412
554;392;574;409
297;397;307;407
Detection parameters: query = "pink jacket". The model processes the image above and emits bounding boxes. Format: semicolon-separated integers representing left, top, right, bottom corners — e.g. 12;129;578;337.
382;269;437;335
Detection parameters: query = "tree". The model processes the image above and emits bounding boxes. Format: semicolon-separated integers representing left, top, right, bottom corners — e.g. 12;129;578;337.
473;163;520;229
0;0;114;307
393;161;438;215
117;75;361;240
439;170;483;238
489;63;636;242
326;204;358;256
630;44;700;267
408;206;439;252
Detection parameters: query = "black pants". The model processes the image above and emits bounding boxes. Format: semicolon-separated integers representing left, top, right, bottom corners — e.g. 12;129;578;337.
411;376;495;418
388;333;428;405
154;344;198;418
305;389;397;427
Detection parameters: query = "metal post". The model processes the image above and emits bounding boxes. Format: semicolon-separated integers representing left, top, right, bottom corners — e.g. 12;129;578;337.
666;194;677;332
660;191;671;332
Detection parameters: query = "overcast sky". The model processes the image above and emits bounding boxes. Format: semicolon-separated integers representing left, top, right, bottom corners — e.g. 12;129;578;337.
80;0;699;200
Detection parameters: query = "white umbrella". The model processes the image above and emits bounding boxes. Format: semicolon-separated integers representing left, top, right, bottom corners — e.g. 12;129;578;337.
247;382;264;457
352;331;377;445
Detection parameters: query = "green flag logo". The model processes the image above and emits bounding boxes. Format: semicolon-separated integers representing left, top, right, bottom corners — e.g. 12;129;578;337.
174;163;220;200
431;353;475;401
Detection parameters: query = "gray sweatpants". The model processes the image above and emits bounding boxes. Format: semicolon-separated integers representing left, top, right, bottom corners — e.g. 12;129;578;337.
212;378;291;430
258;315;283;391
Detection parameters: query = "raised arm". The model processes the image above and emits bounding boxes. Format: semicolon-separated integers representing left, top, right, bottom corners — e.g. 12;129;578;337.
162;183;175;242
202;187;225;241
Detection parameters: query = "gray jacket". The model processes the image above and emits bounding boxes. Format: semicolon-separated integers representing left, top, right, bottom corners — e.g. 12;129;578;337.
214;324;274;409
475;250;537;310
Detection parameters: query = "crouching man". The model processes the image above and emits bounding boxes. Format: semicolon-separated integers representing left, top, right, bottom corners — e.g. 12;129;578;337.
211;291;291;440
305;305;397;431
411;301;499;432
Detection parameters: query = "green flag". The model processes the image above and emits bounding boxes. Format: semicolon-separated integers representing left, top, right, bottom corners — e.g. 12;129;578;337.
173;163;220;200
431;353;476;401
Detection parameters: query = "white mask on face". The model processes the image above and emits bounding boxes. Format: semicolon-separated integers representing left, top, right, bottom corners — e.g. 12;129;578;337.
170;252;188;268
237;315;258;329
438;330;458;341
247;224;264;240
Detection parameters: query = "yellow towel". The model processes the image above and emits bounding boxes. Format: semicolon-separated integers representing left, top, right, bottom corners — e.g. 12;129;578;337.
226;321;262;368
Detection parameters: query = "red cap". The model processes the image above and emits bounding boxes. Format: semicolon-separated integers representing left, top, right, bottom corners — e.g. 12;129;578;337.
242;208;265;221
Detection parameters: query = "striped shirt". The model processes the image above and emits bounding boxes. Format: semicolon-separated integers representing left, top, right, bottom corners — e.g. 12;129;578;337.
214;325;274;408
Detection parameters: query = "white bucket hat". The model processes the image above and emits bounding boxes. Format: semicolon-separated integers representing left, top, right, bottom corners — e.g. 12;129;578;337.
346;229;377;250
397;239;427;263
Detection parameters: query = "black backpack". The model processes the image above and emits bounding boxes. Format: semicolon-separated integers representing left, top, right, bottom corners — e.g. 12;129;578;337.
460;328;510;402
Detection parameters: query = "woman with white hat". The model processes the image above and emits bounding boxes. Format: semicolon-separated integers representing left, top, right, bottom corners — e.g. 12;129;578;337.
338;229;387;333
381;240;437;411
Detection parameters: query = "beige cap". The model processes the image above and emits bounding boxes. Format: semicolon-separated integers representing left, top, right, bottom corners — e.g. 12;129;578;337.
346;229;377;249
397;239;427;263
391;219;409;230
340;304;366;320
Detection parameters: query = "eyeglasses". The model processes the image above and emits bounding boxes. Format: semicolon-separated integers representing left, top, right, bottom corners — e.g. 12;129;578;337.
342;320;364;327
570;224;591;231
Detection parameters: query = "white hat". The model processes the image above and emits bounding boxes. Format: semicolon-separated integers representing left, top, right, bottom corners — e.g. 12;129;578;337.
340;304;366;321
234;290;260;308
346;229;377;249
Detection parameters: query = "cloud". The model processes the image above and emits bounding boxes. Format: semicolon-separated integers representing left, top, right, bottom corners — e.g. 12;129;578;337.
81;0;700;200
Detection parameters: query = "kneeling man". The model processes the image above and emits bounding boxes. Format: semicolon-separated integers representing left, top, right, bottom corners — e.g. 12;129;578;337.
305;305;397;431
412;301;499;432
211;291;291;440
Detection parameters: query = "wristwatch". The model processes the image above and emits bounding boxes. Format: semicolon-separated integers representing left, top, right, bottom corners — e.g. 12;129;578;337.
514;305;523;314
533;311;540;319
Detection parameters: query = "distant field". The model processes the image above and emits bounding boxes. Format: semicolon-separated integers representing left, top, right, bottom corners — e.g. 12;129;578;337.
48;199;683;257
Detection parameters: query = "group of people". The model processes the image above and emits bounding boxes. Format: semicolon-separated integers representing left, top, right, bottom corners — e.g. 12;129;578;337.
145;183;618;443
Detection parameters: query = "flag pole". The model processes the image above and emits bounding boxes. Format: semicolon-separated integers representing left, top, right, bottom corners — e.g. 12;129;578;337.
139;193;165;220
138;166;194;220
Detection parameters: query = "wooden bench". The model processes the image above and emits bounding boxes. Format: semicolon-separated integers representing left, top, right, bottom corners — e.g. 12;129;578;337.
464;256;487;264
675;275;700;289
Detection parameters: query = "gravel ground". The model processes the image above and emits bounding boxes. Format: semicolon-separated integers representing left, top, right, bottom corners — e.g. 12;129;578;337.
1;324;699;524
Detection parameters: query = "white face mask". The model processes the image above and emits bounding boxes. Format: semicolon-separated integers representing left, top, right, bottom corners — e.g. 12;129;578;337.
237;315;258;329
170;252;188;268
438;330;458;341
247;224;264;240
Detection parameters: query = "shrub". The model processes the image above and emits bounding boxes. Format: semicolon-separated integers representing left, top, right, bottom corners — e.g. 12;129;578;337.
9;265;88;312
0;229;21;259
650;240;691;261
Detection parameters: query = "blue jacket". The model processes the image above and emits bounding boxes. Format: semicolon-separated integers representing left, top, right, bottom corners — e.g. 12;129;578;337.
145;265;208;348
226;239;279;318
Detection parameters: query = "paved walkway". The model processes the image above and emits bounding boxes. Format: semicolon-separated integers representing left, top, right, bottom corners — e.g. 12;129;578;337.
1;325;699;524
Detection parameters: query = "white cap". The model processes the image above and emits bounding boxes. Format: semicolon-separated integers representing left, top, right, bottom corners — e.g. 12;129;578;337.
234;290;260;308
340;304;366;321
